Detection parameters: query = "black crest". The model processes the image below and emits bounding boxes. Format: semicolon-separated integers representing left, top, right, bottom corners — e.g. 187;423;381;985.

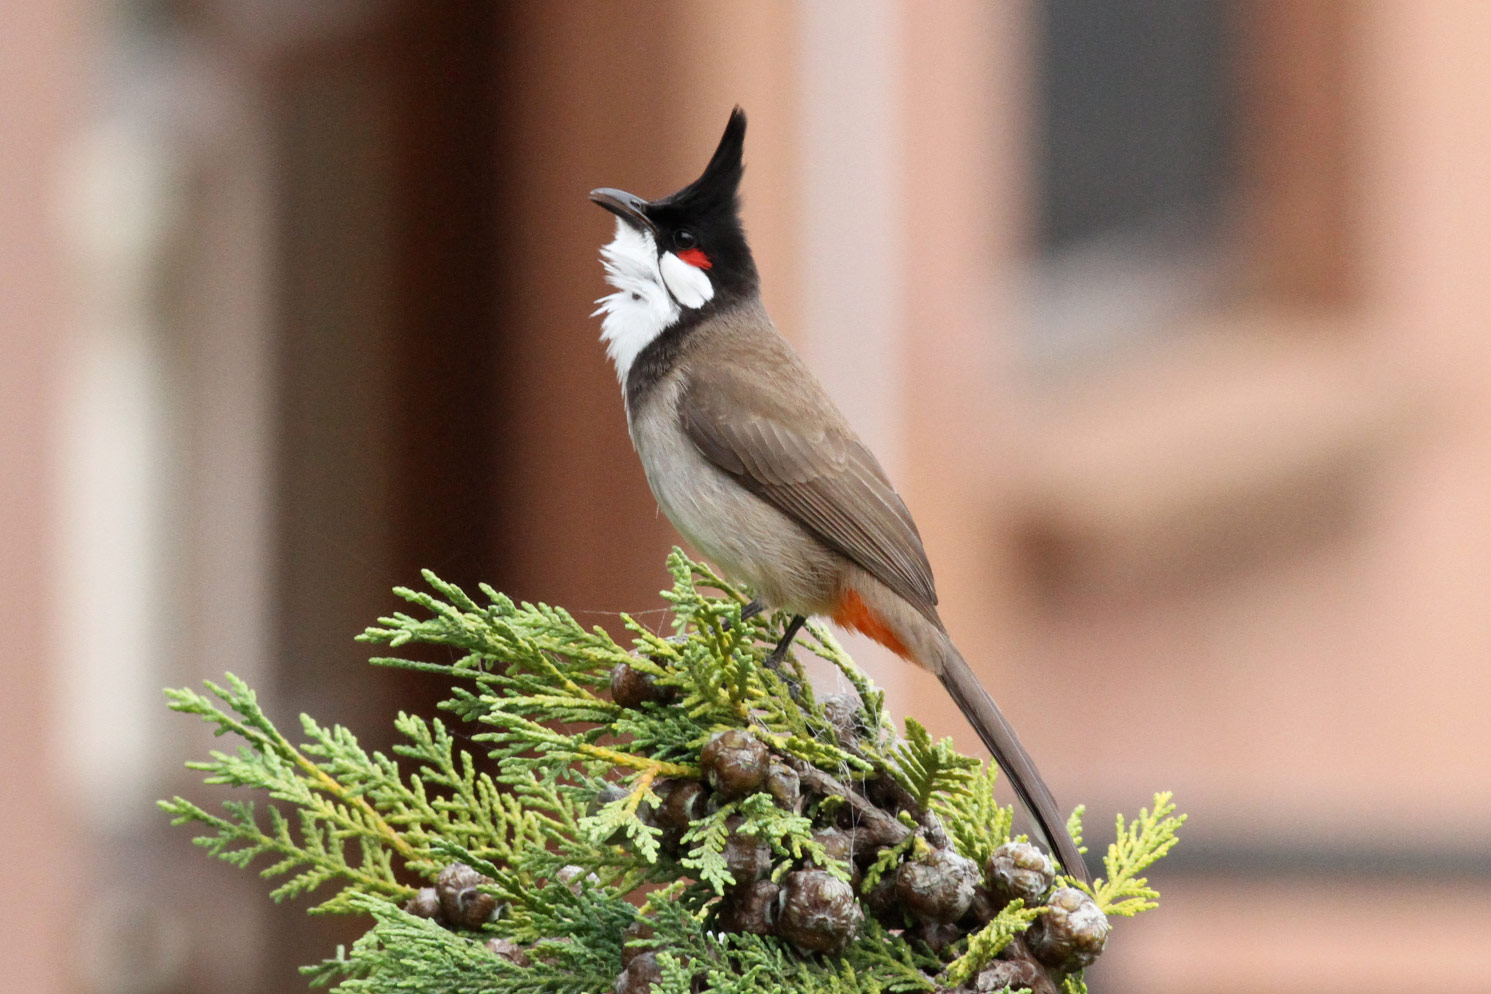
642;107;756;301
651;107;747;220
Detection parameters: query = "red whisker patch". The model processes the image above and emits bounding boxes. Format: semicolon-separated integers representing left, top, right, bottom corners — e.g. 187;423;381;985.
677;247;712;270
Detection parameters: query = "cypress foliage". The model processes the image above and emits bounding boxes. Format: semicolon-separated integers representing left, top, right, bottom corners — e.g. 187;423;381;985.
162;551;1184;994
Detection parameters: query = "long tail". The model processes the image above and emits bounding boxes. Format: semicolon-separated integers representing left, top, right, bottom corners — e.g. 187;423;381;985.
832;587;1089;882
932;635;1090;885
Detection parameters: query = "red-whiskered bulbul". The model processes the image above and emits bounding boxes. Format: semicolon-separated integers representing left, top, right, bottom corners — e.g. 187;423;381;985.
589;108;1088;884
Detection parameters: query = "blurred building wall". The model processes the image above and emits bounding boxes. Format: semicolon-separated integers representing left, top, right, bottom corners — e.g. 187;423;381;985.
6;2;1491;993
0;3;86;994
925;3;1491;990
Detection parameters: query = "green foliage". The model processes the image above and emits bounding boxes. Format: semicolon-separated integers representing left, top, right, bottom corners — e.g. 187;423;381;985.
930;759;1015;872
162;550;1184;993
643;894;941;994
885;718;981;811
300;897;514;993
302;888;636;994
940;901;1042;988
1086;792;1187;917
160;677;418;912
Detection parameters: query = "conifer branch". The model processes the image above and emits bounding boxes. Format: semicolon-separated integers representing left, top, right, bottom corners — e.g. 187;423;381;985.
162;550;1183;991
1087;792;1186;917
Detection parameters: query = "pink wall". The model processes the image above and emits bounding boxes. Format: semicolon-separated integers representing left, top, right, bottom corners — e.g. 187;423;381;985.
0;3;87;992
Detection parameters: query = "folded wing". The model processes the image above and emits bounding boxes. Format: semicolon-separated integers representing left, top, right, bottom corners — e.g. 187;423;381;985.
678;365;939;622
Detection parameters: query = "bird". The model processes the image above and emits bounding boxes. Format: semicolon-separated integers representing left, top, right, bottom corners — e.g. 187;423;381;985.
589;107;1088;884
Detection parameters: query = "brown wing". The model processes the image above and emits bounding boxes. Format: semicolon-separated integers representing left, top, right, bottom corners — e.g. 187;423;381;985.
677;365;938;620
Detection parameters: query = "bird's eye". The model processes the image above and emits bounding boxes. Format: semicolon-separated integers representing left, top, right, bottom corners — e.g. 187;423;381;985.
673;229;697;250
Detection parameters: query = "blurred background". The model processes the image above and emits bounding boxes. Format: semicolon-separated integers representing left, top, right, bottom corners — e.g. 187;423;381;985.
4;1;1490;991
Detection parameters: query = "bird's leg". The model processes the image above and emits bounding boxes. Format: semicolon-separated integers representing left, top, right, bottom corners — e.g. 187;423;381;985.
721;598;764;634
764;614;807;670
737;600;804;702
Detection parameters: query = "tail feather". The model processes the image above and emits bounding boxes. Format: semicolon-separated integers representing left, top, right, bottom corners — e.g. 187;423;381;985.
932;637;1090;885
831;579;1089;883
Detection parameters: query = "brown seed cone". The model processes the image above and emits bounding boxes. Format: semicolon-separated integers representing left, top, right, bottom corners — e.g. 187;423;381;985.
620;920;655;967
811;826;855;864
973;957;1042;993
896;848;980;924
904;919;963;954
864;873;905;929
700;729;770;799
777;869;863;956
810;827;862;887
630;790;683;857
722;816;773;884
998;937;1063;994
660;826;688;860
485;937;532;967
714;878;780;935
436;862;499;929
659;779;708;829
764;760;801;810
611;662;676;708
958;884;1002;931
918;811;952;851
588;783;630;816
1024;886;1110;972
404;886;445;923
986;841;1055;907
613;950;663;994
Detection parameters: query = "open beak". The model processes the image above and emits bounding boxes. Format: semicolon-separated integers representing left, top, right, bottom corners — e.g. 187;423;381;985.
589;188;656;234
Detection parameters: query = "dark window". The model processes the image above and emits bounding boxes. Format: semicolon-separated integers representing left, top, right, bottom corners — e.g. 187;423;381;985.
1036;0;1235;255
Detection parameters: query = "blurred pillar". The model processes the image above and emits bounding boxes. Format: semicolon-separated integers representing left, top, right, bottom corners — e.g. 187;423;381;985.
264;2;502;983
0;2;88;993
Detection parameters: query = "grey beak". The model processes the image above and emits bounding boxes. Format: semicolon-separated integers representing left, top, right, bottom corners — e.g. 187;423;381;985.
589;188;656;233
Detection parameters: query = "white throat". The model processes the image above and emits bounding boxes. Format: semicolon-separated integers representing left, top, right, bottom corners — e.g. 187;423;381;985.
593;220;714;383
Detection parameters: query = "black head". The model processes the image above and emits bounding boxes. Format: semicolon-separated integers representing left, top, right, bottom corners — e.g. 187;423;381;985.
590;107;758;304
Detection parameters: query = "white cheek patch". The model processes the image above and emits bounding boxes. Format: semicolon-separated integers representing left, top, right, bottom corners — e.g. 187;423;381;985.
593;221;718;385
593;220;680;383
659;251;715;309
